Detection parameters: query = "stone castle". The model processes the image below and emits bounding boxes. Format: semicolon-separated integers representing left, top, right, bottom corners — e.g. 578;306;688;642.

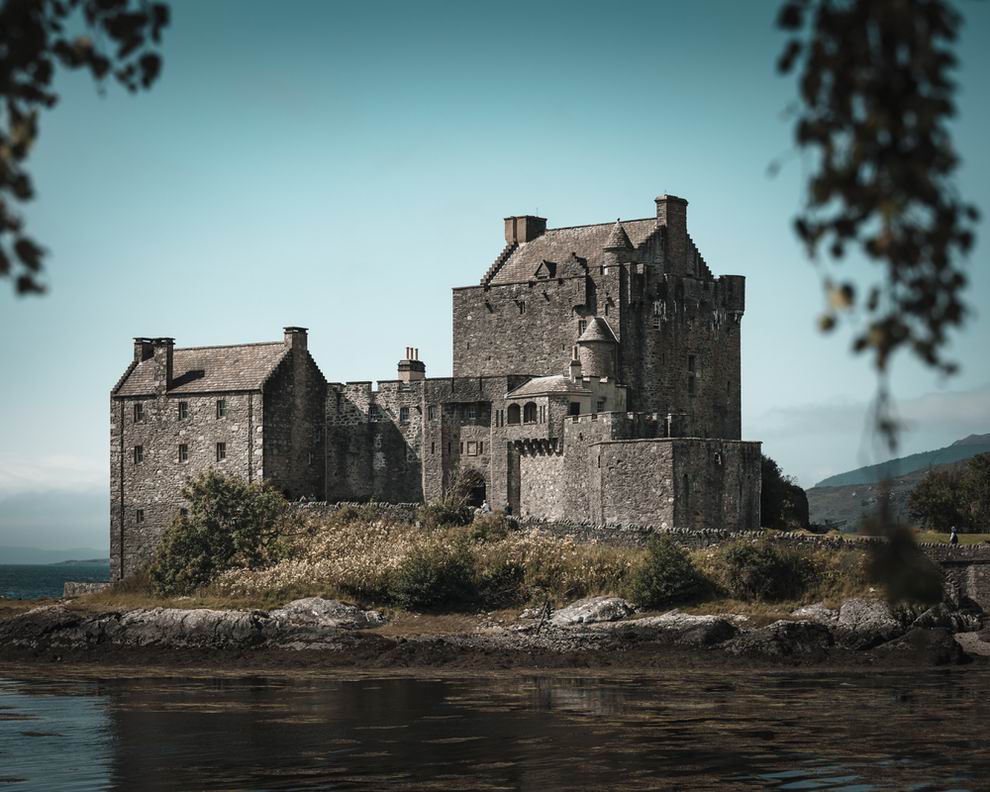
110;195;762;580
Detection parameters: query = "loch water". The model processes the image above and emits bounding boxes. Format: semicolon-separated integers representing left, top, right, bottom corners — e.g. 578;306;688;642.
0;563;108;601
1;668;988;791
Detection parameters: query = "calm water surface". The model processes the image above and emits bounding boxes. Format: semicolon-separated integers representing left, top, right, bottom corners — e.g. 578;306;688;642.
0;563;108;600
0;668;987;790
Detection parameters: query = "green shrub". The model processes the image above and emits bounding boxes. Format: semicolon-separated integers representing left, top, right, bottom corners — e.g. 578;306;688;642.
716;540;812;601
632;536;707;608
388;545;477;610
477;560;526;609
471;511;511;542
150;471;292;596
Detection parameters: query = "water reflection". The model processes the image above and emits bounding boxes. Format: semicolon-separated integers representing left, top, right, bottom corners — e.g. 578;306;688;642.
0;669;988;790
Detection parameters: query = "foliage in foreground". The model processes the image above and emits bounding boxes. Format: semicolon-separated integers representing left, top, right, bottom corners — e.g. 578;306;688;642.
761;455;809;530
150;472;294;596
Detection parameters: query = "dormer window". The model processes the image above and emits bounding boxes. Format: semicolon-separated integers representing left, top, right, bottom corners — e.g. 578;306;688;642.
535;260;557;279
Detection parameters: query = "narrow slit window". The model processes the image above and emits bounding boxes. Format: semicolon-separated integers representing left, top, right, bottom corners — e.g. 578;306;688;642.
135;508;144;524
216;442;226;462
133;445;144;464
178;444;188;463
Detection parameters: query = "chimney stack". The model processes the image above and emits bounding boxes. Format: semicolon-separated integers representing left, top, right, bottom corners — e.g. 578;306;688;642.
398;347;426;382
568;356;582;382
504;215;547;244
283;326;308;352
133;337;154;362
151;337;174;393
655;195;688;271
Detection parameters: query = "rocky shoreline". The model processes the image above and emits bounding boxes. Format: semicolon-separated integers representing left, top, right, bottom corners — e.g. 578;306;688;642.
1;595;988;673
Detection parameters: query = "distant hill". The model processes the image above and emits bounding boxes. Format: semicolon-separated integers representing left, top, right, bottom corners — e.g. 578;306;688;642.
52;558;109;566
807;433;989;531
0;546;109;565
814;433;990;488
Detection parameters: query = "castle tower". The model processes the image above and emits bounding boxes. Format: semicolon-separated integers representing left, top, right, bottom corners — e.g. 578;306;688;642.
577;317;618;378
602;218;632;267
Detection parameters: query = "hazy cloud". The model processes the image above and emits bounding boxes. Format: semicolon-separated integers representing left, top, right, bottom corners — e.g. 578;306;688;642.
0;454;105;497
747;384;990;488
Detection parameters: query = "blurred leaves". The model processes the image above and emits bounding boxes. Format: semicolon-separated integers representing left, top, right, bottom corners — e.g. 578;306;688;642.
777;0;978;383
0;0;169;295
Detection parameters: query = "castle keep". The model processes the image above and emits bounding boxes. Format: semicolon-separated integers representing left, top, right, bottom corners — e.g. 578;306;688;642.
110;195;762;580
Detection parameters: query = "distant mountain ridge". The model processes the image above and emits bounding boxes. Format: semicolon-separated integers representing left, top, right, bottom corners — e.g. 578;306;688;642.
814;433;990;489
0;546;109;565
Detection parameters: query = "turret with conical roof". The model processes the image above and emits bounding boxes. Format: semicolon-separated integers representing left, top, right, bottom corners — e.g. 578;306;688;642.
603;219;632;267
577;317;618;378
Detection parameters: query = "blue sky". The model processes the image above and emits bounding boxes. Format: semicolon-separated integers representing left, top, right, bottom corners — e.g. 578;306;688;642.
1;0;988;552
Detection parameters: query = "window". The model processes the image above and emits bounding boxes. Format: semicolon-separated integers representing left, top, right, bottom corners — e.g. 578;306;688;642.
578;319;587;336
688;376;696;397
178;444;188;463
431;442;435;455
596;400;606;414
135;509;144;524
479;441;484;454
466;441;478;456
459;442;464;454
180;508;189;518
466;404;478;421
507;404;521;425
369;404;381;422
133;445;144;464
687;355;696;373
216;442;226;462
523;402;537;424
428;405;436;421
178;401;188;420
216;399;227;419
399;406;410;423
569;402;581;417
133;402;145;423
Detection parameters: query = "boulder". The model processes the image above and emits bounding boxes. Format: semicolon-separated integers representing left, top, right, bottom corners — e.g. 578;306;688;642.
724;620;834;660
909;603;982;634
269;598;386;629
876;627;970;666
790;602;838;624
549;596;635;627
590;610;740;646
836;598;903;649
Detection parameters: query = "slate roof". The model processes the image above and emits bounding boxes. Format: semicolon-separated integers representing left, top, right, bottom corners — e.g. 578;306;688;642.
114;342;289;396
507;375;592;399
604;220;632;250
578;317;618;345
489;217;657;285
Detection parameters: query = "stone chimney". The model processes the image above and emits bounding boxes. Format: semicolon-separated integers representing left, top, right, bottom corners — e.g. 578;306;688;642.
398;347;426;382
151;337;174;393
133;337;154;362
504;215;547;244
655;195;688;271
283;326;308;353
568;356;582;382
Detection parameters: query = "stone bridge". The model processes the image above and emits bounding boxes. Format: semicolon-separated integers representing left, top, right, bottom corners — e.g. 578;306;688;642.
922;544;990;609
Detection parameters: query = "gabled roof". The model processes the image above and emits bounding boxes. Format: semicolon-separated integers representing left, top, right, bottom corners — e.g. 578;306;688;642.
114;342;289;396
507;374;591;399
578;317;618;345
489;217;657;285
604;219;632;250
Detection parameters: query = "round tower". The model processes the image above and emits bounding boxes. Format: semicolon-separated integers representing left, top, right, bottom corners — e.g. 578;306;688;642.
577;317;618;378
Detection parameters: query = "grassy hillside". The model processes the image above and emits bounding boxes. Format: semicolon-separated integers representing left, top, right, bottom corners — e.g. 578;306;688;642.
814;434;990;489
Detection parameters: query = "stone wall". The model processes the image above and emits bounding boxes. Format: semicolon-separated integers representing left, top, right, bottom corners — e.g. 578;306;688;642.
262;347;327;500
452;276;587;379
110;389;261;580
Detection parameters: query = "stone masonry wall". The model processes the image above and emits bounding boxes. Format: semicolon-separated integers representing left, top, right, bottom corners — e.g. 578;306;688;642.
262;348;327;500
111;390;261;580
